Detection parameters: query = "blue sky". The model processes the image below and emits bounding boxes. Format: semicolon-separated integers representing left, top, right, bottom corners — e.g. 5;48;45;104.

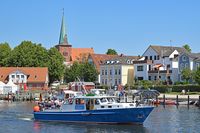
0;0;200;55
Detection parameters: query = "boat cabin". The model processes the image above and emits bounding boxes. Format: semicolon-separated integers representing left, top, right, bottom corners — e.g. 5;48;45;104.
61;95;137;111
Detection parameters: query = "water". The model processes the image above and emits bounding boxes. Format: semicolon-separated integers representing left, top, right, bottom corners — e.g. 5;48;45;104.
0;101;200;133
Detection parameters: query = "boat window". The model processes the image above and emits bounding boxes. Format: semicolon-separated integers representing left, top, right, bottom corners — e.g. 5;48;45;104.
108;106;112;108
101;106;104;108
107;98;114;102
64;98;73;104
100;98;107;103
95;99;100;105
75;99;85;104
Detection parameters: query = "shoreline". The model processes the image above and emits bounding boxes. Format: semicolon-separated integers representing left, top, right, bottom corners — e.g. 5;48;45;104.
158;94;200;100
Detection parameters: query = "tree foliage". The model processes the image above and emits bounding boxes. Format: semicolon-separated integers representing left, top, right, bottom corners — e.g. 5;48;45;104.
64;62;98;83
181;68;193;83
106;49;118;55
183;44;191;53
47;47;65;83
194;67;200;85
7;41;49;67
0;42;11;66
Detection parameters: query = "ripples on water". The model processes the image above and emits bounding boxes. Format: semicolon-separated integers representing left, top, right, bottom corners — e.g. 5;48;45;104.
0;101;200;133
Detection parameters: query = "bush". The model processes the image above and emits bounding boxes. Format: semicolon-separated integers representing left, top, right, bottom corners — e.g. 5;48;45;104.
172;85;200;92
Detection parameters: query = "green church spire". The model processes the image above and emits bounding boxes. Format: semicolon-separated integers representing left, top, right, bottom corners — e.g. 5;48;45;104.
59;10;68;45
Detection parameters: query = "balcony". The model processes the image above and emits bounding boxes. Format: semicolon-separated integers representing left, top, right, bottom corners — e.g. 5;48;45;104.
148;70;172;74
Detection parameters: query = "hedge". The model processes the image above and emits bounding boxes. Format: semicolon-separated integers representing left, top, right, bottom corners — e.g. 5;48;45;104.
150;85;200;93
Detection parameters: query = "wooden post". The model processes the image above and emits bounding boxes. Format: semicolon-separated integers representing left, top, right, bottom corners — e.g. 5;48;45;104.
187;95;190;108
163;94;165;107
156;95;158;107
176;95;178;105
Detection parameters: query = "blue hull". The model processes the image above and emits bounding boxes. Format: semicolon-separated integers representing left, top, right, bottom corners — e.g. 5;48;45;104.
34;107;154;124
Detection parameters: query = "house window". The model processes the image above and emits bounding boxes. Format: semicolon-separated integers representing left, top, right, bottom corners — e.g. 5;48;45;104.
150;56;152;60
137;66;143;71
167;64;170;69
102;79;104;85
185;63;189;68
105;70;107;75
154;76;157;80
16;75;20;78
149;65;151;71
115;79;117;85
110;70;112;75
102;70;104;75
21;75;24;79
197;63;200;69
180;63;184;71
157;55;160;60
148;76;151;80
115;69;117;75
118;79;121;84
154;56;156;60
105;79;107;85
118;69;121;75
182;56;186;61
138;77;143;80
145;56;148;60
12;75;15;78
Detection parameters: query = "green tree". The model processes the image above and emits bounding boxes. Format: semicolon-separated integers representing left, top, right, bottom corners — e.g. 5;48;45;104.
181;68;192;83
0;42;11;66
81;62;98;82
64;62;82;82
64;62;98;83
194;67;200;85
48;47;65;83
106;49;118;55
7;41;48;67
183;44;191;53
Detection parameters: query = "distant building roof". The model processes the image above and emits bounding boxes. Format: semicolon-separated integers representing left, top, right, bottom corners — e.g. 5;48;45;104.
0;67;48;83
71;48;94;63
189;53;200;61
102;55;140;65
88;54;119;72
147;45;188;57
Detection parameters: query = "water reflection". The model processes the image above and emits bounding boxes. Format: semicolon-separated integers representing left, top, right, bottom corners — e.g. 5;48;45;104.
33;121;149;133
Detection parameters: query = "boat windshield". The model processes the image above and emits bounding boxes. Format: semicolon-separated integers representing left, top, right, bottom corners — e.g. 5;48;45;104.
100;98;107;103
107;98;115;103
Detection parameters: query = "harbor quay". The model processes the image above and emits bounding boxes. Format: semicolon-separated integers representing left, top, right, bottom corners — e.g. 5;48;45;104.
158;94;200;100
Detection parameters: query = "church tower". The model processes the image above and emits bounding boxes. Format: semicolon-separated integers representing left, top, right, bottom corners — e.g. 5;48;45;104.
55;12;72;64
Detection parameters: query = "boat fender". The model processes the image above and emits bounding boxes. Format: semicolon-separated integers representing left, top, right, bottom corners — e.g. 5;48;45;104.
33;106;40;112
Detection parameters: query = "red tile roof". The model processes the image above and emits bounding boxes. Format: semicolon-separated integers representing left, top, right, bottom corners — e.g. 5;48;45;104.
0;67;48;83
71;48;94;62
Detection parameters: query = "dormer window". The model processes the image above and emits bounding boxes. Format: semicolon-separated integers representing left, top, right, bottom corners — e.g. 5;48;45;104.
12;75;15;78
21;75;24;79
182;56;186;61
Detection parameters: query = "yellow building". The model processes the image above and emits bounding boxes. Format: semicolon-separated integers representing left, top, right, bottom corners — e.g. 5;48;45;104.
100;56;139;87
